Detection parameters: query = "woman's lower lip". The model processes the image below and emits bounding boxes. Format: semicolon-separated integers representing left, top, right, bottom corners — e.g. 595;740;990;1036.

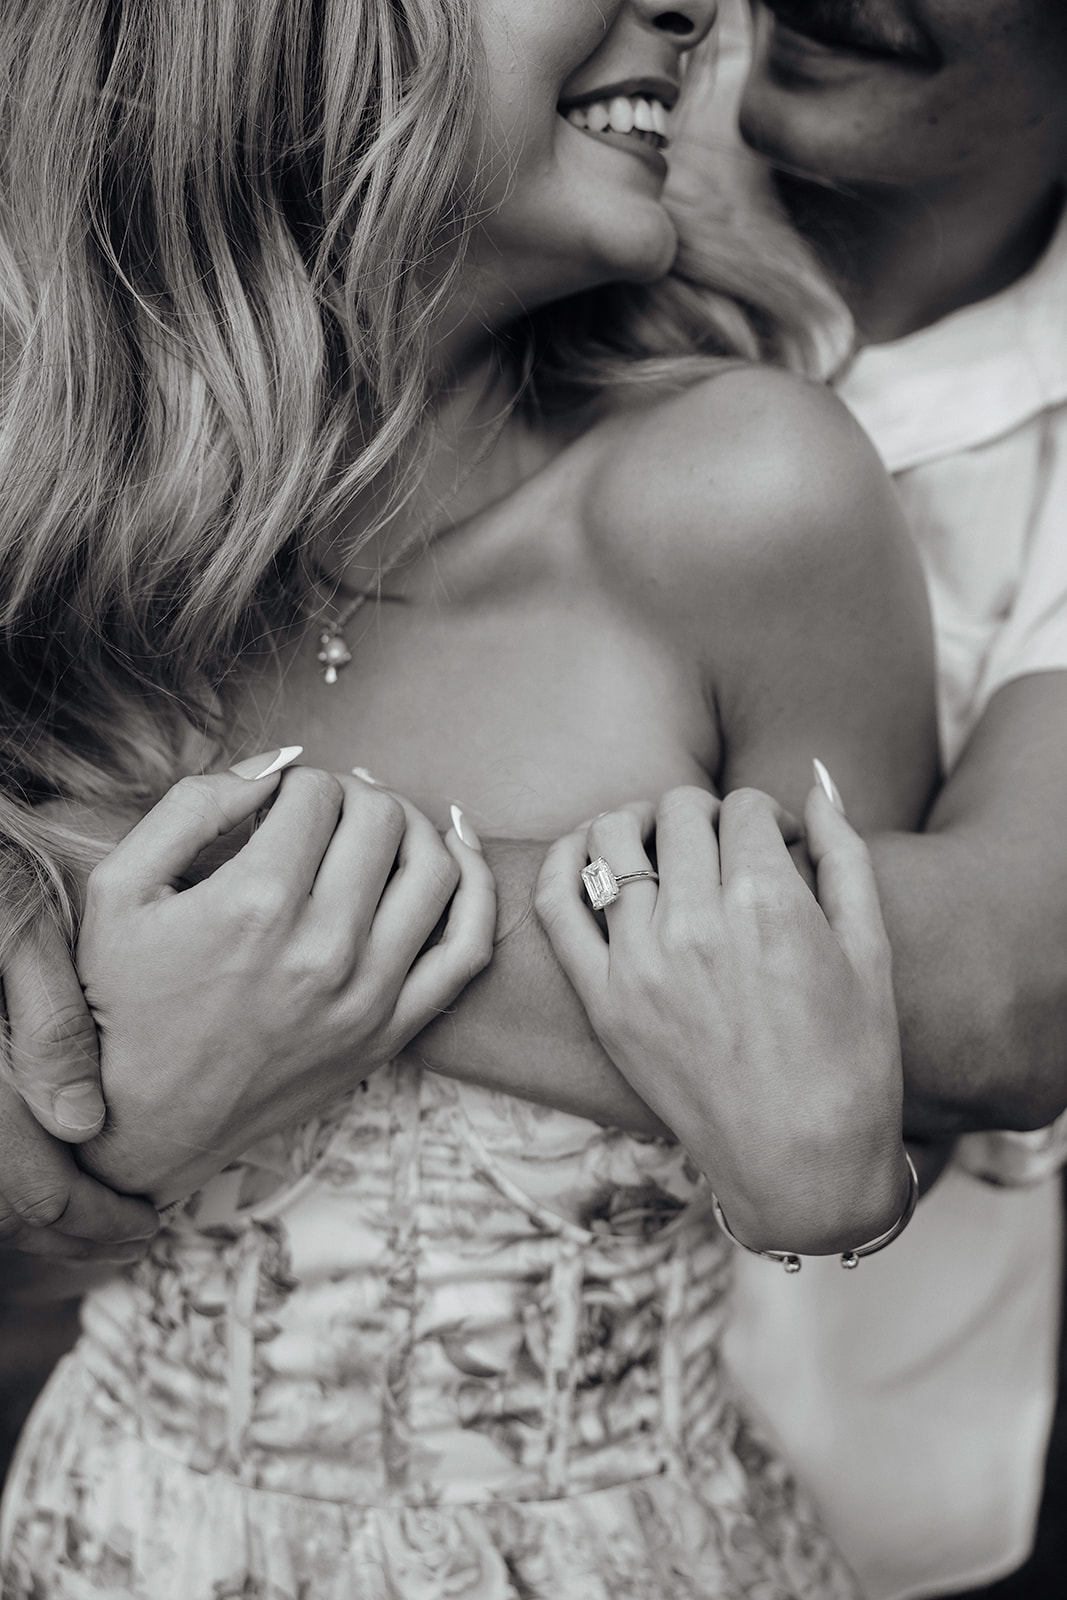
562;119;668;180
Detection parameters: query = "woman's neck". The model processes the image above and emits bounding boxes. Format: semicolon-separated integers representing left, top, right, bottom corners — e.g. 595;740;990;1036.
321;347;535;595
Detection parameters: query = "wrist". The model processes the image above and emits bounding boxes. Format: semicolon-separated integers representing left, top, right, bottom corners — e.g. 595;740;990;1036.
707;1129;913;1260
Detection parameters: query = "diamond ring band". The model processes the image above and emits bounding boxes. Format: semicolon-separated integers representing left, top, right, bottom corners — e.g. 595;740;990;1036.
582;856;660;911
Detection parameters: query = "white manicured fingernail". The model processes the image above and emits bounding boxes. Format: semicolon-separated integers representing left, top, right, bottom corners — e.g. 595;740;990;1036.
813;758;845;814
450;804;483;852
230;746;303;781
351;766;378;784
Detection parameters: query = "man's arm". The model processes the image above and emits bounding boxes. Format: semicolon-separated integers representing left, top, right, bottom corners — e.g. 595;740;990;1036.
414;838;669;1137
419;673;1067;1143
877;671;1067;1139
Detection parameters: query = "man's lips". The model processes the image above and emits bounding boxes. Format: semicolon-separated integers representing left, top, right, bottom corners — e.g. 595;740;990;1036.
761;0;938;66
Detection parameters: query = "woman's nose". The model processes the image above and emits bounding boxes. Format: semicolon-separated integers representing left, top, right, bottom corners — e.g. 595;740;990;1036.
634;0;719;51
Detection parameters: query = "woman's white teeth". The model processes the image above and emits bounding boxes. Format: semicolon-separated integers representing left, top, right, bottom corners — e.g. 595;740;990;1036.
564;95;671;145
608;96;635;135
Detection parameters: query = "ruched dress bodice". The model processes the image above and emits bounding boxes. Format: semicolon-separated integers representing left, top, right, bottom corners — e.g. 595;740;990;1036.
1;1064;859;1599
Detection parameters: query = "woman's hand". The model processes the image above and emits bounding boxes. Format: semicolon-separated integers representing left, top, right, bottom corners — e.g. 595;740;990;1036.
536;782;911;1259
77;755;495;1205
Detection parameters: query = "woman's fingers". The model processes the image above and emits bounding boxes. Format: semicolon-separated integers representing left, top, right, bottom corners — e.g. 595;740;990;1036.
215;765;347;900
715;787;805;894
585;805;659;938
90;750;302;905
804;785;892;986
651;787;723;919
534;828;611;996
308;775;408;934
392;823;496;1037
363;791;461;971
3;921;103;1140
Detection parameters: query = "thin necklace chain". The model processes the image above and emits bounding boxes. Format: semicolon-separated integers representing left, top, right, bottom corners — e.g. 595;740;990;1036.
311;407;512;684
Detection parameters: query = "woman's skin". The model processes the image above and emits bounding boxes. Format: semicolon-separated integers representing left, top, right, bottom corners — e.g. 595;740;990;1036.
0;0;933;1259
365;0;1067;1153
57;0;932;1257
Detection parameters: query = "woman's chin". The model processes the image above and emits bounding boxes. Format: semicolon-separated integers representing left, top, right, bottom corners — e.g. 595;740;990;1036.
582;211;680;289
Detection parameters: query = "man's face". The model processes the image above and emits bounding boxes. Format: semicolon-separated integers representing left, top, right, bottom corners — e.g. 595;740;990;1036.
739;1;1067;194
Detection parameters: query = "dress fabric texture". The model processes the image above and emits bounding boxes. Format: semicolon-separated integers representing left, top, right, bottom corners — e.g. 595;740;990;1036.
0;1065;859;1600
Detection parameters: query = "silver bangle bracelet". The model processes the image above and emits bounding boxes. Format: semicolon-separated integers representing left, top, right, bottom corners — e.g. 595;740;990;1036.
711;1152;919;1275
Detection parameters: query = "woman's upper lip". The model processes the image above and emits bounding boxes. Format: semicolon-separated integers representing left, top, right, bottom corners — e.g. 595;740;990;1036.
558;76;680;114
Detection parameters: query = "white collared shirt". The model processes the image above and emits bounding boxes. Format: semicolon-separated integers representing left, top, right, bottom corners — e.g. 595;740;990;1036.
712;19;1066;1589
728;226;1067;1589
837;206;1067;1192
838;205;1067;769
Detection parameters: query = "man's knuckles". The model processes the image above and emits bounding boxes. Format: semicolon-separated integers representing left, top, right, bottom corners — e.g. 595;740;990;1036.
3;1178;73;1230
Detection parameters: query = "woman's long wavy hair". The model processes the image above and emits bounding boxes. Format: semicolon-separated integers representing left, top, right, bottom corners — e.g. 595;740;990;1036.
0;0;839;952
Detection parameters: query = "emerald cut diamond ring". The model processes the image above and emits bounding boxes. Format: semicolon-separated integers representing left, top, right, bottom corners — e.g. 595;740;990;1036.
581;856;659;911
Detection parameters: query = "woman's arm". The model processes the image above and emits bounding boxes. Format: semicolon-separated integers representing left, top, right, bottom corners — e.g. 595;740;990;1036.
0;368;946;1231
537;782;915;1255
417;369;938;1098
74;759;495;1205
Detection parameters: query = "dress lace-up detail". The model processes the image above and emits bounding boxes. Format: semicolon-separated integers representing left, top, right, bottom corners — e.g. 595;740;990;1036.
1;1064;861;1599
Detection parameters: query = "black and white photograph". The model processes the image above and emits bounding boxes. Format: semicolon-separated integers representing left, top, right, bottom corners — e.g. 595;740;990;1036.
1;3;1065;1596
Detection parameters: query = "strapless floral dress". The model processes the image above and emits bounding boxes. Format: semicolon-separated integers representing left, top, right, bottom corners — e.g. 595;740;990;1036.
0;1064;859;1599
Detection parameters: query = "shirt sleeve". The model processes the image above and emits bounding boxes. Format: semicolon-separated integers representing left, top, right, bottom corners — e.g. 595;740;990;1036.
954;1116;1067;1187
976;405;1067;708
952;404;1067;1175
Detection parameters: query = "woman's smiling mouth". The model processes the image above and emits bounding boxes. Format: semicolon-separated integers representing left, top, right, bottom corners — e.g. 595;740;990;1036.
558;78;677;155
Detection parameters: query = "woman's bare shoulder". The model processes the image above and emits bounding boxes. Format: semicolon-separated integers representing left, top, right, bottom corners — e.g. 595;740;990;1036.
584;362;913;618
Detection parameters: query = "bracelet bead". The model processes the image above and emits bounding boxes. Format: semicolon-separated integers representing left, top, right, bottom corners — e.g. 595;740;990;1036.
711;1152;919;1274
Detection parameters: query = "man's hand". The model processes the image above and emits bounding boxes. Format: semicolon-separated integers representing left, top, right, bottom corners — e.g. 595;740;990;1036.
0;921;158;1264
3;919;105;1139
0;1076;157;1263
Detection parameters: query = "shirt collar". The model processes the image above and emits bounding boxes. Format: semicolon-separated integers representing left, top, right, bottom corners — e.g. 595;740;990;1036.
835;203;1067;473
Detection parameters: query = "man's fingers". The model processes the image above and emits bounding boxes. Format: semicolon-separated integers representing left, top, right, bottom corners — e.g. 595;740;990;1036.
804;786;892;982
88;757;299;905
0;1079;158;1246
49;1167;159;1246
0;1225;153;1267
3;920;103;1141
